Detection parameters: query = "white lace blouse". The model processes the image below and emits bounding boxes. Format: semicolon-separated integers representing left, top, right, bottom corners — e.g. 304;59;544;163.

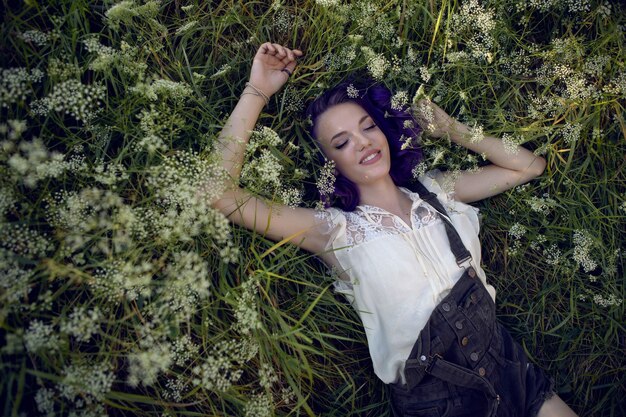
315;170;497;384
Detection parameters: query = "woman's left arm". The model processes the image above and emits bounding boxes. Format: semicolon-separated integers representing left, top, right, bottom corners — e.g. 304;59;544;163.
415;100;546;203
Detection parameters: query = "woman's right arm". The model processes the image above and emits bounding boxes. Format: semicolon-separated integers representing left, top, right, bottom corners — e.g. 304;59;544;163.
209;43;327;254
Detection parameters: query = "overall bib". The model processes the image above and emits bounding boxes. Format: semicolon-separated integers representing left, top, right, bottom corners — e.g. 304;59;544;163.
388;183;555;417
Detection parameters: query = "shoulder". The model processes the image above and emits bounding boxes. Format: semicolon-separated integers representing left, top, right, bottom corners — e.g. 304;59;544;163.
419;169;455;196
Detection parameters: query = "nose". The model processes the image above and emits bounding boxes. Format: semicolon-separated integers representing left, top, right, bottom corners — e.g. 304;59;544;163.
356;133;372;151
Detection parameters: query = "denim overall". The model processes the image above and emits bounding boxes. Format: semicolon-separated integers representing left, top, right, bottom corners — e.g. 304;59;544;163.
388;183;555;417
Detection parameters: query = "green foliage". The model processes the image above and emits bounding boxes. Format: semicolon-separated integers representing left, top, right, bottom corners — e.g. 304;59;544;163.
1;0;624;416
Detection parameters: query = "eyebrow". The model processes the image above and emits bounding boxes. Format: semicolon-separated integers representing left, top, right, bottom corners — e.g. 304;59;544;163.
330;115;371;143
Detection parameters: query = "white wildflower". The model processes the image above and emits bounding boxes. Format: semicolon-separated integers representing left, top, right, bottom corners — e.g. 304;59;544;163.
346;84;359;98
58;362;115;404
24;320;60;353
561;122;582;145
0;67;45;107
317;159;336;197
419;66;431;83
508;223;527;240
572;229;597;272
469;123;485;143
176;20;198;35
18;29;50;46
361;47;389;80
390;90;409;111
35;388;56;415
127;343;172;387
244;393;273;417
543;244;562;266
593;293;622;308
501;133;520;155
191;339;257;392
233;276;262;335
259;363;279;389
210;64;231;79
30;79;106;123
60;306;102;342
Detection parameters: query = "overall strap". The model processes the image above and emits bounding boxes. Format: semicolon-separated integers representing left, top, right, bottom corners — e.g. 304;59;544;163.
412;181;472;267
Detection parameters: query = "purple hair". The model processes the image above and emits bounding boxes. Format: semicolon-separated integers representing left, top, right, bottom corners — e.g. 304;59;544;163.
306;78;423;211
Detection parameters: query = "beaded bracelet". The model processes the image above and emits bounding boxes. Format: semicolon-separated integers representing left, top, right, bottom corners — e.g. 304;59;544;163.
242;82;270;106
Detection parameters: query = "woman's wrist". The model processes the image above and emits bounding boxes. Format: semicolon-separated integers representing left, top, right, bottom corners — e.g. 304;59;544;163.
447;120;472;144
241;82;271;106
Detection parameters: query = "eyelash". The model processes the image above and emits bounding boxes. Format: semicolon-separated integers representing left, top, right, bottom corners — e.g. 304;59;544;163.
335;124;377;149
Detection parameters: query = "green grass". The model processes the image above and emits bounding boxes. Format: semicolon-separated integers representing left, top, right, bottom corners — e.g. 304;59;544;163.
1;0;624;416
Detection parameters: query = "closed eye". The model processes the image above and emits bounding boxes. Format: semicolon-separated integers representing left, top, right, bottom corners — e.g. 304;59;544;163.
365;124;377;130
335;139;348;150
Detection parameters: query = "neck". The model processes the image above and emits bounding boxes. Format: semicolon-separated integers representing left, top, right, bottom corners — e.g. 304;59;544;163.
357;175;412;214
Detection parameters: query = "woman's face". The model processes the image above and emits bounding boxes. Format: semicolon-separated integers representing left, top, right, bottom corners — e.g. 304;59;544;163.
314;102;391;186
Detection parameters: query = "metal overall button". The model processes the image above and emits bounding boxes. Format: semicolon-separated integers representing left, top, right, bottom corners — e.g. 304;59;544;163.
467;267;476;278
455;320;463;329
441;302;451;312
478;367;486;376
470;352;479;362
461;336;469;346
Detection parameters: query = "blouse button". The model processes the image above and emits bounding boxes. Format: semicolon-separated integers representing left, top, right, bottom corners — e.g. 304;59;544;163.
455;321;463;329
470;352;479;362
478;367;486;376
461;336;469;346
441;302;451;312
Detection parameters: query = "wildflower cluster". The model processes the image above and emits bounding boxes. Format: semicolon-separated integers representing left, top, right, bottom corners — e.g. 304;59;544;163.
501;133;521;155
572;229;597;273
447;0;497;63
233;275;263;335
60;306;102;342
4;136;87;188
244;393;273;417
0;67;45;107
83;36;148;78
127;342;172;387
130;78;193;103
241;126;304;207
526;193;558;216
0;249;34;304
506;222;527;256
134;104;185;153
361;47;389;80
18;29;51;46
192;338;258;392
159;250;212;320
58;362;115;404
31;79;106;123
105;0;162;32
316;159;336;198
210;64;232;79
390;90;409;111
47;57;82;82
24;320;61;353
145;151;234;252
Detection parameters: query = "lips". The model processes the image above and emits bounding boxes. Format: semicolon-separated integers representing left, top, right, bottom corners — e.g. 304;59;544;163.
359;149;381;164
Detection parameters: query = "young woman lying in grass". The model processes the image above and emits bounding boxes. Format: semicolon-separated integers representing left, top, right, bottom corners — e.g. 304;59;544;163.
210;42;579;417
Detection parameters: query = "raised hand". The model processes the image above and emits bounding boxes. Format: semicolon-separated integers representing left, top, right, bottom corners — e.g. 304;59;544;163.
249;42;303;98
413;99;460;139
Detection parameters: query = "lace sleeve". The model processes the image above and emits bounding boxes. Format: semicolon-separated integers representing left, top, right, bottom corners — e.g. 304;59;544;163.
420;169;457;201
314;208;355;302
314;207;348;253
421;169;482;226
